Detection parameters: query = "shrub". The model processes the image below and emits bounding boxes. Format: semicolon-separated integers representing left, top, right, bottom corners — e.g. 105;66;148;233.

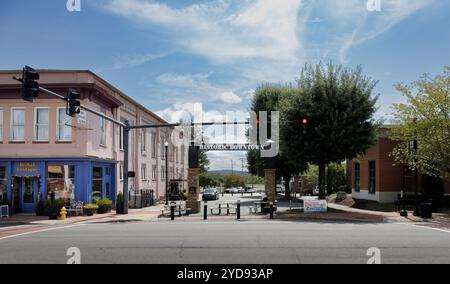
96;199;112;214
35;199;45;216
116;193;124;214
84;204;98;216
44;198;66;219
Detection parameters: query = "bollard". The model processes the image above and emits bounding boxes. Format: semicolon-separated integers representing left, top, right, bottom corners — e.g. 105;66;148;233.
179;205;182;217
227;203;230;215
204;202;208;220
237;200;241;220
219;203;222;215
269;202;274;219
170;203;175;221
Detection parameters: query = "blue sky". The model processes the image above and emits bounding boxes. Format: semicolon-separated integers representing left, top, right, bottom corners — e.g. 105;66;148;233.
1;0;449;169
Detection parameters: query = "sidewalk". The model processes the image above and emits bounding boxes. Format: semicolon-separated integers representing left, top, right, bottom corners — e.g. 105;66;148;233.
328;202;450;224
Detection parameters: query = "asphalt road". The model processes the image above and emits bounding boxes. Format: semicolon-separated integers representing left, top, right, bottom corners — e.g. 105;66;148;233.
0;220;449;264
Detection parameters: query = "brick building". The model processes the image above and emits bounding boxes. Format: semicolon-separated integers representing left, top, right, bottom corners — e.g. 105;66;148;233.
347;126;450;203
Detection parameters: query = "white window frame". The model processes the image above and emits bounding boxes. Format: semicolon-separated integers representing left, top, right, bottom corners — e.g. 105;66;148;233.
152;165;157;181
141;164;147;181
10;107;25;142
151;133;157;158
141;129;147;155
100;117;106;146
56;107;72;142
0;108;3;142
34;107;49;141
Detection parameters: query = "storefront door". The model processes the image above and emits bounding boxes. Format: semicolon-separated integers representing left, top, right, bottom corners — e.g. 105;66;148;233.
17;177;37;213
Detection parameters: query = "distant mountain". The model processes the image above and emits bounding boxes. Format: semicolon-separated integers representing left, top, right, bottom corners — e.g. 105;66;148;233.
207;170;250;176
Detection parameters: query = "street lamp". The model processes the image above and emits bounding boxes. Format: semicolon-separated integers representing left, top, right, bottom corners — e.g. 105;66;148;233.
165;141;169;206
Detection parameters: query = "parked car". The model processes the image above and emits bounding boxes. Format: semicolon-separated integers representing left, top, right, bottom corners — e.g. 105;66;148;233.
276;186;284;193
202;188;219;201
225;187;240;194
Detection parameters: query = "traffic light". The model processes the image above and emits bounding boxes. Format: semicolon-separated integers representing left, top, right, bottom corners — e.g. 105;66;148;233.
301;118;308;134
21;66;40;102
66;89;81;117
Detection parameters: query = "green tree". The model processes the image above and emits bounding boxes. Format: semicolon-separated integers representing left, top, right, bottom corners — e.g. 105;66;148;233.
199;150;210;174
326;163;348;194
247;85;308;197
390;67;450;178
199;174;221;188
223;174;246;189
281;63;378;199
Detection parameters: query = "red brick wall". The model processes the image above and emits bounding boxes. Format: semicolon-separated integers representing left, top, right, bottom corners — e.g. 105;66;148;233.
445;179;450;194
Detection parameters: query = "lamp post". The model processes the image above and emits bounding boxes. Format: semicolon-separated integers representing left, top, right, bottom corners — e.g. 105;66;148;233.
165;141;169;206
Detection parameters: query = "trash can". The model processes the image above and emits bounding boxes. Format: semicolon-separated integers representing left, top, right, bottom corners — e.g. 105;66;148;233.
420;203;433;219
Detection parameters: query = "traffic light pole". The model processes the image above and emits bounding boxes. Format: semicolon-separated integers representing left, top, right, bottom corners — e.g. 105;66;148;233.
17;67;255;215
123;122;130;215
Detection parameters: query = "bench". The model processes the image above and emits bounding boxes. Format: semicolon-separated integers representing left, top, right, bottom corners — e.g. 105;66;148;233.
66;201;84;216
210;204;236;216
161;202;191;217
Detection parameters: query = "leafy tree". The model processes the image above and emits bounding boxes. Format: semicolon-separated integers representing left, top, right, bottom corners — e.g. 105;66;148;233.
223;174;246;189
281;63;378;199
199;174;221;188
247;85;308;197
326;163;348;194
199;151;210;174
390;67;450;178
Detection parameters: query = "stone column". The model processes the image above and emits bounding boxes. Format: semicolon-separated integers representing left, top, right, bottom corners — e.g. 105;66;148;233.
187;168;201;213
264;169;276;202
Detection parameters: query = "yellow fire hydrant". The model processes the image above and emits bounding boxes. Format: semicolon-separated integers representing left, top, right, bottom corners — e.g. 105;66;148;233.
60;206;67;220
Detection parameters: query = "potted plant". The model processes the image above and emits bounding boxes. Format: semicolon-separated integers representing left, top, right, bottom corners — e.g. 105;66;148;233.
84;204;98;216
44;199;58;220
35;199;45;216
97;199;113;214
116;193;124;214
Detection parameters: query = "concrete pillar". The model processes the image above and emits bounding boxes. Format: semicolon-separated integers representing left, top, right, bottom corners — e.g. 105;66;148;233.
187;168;201;213
265;169;276;202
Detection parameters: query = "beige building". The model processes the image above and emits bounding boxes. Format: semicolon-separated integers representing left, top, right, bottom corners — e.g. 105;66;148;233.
0;70;188;213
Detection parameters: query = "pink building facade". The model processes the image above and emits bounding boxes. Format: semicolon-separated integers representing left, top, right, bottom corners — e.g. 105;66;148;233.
0;70;187;213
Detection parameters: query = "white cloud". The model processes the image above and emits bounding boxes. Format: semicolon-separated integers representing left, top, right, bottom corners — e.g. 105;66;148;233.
218;91;242;104
105;0;302;63
101;52;172;71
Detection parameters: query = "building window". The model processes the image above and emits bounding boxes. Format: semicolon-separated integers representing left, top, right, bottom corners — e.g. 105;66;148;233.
368;161;376;195
34;108;49;141
119;126;124;150
57;108;72;141
354;163;361;193
11;108;25;141
0;108;3;142
151;134;157;158
92;167;103;202
100;117;106;146
47;165;75;201
152;165;157;181
141;164;147;181
141;129;147;155
0;166;7;204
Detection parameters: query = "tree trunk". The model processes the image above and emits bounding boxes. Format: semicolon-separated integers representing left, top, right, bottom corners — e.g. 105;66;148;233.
284;175;291;199
318;163;327;200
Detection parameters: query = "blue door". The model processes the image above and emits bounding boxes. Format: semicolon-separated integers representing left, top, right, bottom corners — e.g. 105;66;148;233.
20;178;37;213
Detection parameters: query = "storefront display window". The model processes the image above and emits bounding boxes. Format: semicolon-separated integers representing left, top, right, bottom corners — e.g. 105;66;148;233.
92;167;103;202
47;165;75;201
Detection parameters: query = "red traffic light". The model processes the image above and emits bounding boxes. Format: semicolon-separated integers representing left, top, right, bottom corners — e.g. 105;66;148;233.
302;118;308;126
